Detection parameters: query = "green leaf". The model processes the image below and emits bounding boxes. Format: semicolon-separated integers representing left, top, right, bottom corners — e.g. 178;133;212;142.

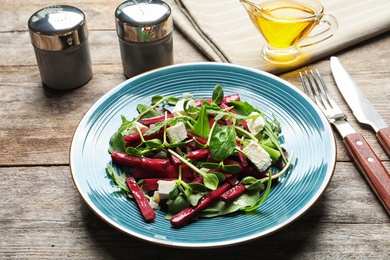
176;180;193;197
199;162;220;169
244;171;273;212
109;130;126;153
106;164;130;193
168;185;180;200
209;125;236;161
188;182;208;193
166;96;180;105
167;141;188;148
182;93;194;100
168;195;189;215
144;138;163;149
230;100;259;116
192;104;210;139
212;84;224;104
203;173;219;190
137;104;160;119
200;190;260;218
260;144;281;163
119;115;135;133
151;95;164;104
144;121;166;135
125;147;142;156
241;176;264;190
212;171;226;182
188;193;203;206
222;164;241;174
263;122;286;162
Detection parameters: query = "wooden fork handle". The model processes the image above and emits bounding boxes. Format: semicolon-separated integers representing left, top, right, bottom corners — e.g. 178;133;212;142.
344;132;390;215
377;127;390;159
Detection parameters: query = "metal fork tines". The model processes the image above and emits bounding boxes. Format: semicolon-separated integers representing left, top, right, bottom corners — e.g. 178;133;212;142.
299;69;355;137
300;69;347;123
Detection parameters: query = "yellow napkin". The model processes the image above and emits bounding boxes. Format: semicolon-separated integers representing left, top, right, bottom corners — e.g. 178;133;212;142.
166;0;390;74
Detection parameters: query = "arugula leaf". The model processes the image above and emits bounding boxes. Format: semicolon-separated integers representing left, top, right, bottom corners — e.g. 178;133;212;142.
119;115;135;133
188;193;203;206
167;194;189;215
109;130;126;153
199;162;220;169
244;171;273;212
199;190;260;218
144;138;164;149
125;146;142;156
151;95;164;104
137;104;160;119
106;164;130;193
212;84;224;104
263;122;286;162
202;173;220;190
222;163;241;174
260;144;281;163
209;125;236;161
166;96;180;105
182;93;194;100
192;104;210;139
188;182;208;193
183;99;199;118
230;100;260;116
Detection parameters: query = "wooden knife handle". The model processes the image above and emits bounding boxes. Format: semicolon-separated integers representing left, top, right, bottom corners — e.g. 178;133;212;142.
377;127;390;158
344;133;390;215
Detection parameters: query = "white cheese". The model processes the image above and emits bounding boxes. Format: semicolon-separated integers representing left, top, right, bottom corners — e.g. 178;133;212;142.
243;140;272;172
246;112;265;135
157;180;177;200
149;191;161;210
122;121;148;135
172;99;196;117
166;121;187;144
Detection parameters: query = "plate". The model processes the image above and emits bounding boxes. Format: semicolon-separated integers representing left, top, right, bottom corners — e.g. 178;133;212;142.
70;62;335;248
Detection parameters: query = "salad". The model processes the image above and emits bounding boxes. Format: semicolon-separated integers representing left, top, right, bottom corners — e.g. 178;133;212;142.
107;85;293;228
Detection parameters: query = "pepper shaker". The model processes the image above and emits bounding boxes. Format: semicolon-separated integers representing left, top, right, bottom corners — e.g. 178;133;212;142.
115;0;174;78
28;5;93;90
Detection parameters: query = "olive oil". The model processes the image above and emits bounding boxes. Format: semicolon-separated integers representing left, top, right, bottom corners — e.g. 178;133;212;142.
249;1;319;48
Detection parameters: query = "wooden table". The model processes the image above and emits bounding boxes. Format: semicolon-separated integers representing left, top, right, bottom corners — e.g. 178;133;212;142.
1;1;389;259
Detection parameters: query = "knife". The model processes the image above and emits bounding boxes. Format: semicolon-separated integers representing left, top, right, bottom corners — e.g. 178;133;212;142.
331;56;390;214
330;56;390;158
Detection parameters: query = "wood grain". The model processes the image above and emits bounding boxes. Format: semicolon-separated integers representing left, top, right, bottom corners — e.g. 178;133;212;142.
1;1;390;259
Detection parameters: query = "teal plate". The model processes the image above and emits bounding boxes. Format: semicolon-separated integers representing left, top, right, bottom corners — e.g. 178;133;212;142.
70;62;336;248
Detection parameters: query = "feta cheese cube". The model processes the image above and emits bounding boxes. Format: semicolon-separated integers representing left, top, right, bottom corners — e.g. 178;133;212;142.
246;112;265;135
166;122;187;144
123;121;148;135
157;180;177;200
149;191;161;210
243;140;272;172
172;99;196;116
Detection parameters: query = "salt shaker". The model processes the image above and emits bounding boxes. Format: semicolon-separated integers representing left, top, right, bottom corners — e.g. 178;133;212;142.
28;5;93;90
115;0;174;78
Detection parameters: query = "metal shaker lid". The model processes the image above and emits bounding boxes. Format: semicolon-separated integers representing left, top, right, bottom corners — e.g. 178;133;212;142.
28;5;88;51
115;0;173;42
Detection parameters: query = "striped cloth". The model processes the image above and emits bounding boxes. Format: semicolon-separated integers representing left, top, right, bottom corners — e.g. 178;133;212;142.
166;0;390;74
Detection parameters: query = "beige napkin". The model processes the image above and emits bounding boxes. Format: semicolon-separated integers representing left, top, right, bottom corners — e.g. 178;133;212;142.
166;0;390;74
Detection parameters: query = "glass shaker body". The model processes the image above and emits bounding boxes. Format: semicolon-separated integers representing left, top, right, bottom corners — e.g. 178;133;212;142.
115;1;174;78
28;5;93;90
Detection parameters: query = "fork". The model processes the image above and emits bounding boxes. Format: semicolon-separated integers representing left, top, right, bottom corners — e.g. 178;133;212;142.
300;69;390;215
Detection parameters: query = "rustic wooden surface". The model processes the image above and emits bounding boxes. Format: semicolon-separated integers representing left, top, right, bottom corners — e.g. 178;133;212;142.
1;1;390;259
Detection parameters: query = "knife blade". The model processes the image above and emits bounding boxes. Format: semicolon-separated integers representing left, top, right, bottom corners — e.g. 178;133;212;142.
330;56;390;158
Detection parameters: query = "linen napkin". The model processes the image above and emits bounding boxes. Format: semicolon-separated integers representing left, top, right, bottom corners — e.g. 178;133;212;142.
166;0;390;74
